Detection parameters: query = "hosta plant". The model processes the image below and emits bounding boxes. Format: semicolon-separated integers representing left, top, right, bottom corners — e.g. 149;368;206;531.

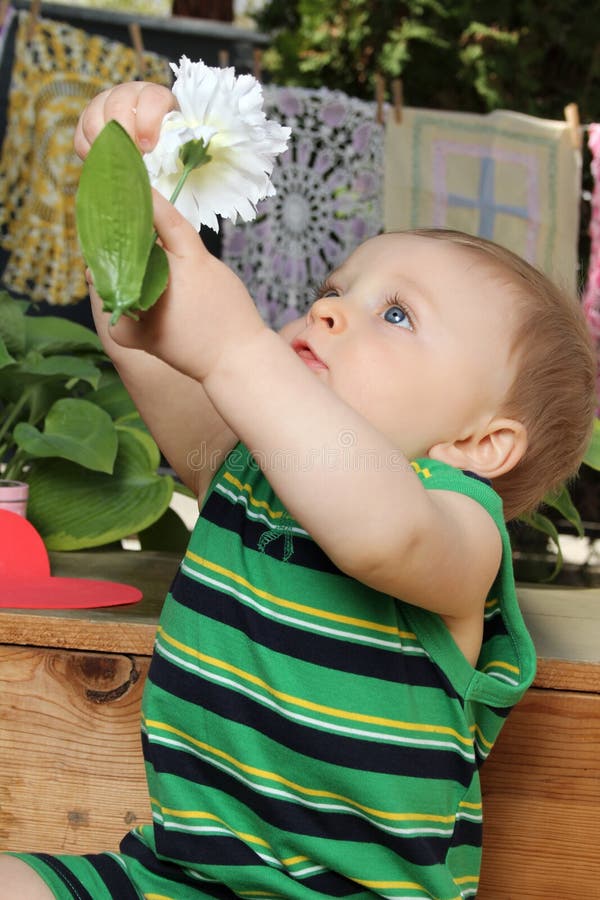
0;290;189;551
516;418;600;579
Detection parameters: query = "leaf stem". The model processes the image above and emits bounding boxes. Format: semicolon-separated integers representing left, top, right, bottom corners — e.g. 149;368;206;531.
0;391;30;449
4;448;27;481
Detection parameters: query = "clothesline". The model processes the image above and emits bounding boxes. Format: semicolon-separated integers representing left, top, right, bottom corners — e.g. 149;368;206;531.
0;7;597;334
372;79;587;153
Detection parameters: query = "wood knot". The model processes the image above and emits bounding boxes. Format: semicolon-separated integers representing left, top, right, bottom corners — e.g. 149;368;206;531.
67;809;90;828
65;653;140;704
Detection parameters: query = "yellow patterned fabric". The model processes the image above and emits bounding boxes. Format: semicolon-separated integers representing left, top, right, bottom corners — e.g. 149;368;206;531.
0;12;172;305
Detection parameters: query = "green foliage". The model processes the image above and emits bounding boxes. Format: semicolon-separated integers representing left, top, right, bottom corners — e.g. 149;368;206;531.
14;398;118;474
514;422;600;581
257;0;450;100
75;121;169;325
254;0;600;121
76;122;214;326
520;482;585;581
0;291;181;550
584;417;600;471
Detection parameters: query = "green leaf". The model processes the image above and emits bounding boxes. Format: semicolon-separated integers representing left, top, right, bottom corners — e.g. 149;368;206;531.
0;291;27;356
542;483;584;536
75;120;155;323
26;381;71;427
0;369;24;404
518;509;563;581
583;418;600;471
136;241;169;312
0;333;16;369
13;398;118;473
173;480;197;499
86;369;138;420
19;353;102;388
26;427;173;550
24;316;103;355
116;422;161;469
115;410;151;433
138;505;191;553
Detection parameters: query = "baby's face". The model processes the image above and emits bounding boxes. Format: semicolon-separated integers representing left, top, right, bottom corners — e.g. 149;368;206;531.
287;232;521;460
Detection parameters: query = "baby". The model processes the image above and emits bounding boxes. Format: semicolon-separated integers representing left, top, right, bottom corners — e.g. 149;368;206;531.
0;81;595;900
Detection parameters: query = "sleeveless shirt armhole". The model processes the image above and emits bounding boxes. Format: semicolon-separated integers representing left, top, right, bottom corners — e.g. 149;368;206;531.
406;457;536;706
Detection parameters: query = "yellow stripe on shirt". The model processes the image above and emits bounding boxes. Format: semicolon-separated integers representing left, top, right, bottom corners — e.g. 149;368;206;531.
185;550;416;639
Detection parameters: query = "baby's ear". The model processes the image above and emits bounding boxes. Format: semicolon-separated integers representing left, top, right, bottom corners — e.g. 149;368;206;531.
428;418;528;479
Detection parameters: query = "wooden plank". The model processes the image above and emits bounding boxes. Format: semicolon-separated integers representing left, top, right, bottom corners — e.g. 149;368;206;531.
534;657;600;693
478;687;600;898
2;649;599;887
0;551;178;655
0;646;151;853
0;609;158;657
1;553;598;675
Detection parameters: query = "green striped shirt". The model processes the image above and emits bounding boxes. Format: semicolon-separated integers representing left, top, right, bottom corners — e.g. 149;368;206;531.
122;444;536;899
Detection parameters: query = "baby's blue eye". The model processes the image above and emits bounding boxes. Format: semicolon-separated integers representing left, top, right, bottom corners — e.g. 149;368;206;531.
383;304;412;329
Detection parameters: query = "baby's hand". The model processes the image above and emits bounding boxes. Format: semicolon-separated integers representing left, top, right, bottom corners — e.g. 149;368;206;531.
105;190;266;382
74;81;177;160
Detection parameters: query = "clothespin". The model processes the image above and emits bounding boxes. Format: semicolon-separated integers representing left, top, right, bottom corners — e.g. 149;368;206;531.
0;0;10;28
253;47;263;81
27;0;41;41
375;72;385;125
218;49;230;68
392;78;403;124
128;22;146;79
564;102;582;150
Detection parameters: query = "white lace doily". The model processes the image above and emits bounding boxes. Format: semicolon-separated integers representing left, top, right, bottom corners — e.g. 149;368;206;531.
221;86;384;330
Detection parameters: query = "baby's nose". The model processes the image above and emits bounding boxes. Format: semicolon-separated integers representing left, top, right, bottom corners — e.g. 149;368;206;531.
308;296;346;332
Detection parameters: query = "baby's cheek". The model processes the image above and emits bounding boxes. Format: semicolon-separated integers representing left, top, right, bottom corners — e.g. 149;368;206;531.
278;316;305;344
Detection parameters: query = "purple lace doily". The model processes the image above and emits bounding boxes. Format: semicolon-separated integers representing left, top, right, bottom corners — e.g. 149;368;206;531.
222;86;384;330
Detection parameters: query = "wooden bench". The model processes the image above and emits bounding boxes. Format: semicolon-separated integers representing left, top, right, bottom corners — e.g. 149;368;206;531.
0;552;598;898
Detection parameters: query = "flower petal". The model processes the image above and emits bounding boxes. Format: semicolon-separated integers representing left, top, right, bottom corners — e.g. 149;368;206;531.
144;56;290;232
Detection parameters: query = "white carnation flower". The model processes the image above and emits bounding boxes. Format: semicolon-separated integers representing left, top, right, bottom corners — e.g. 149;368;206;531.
144;56;291;232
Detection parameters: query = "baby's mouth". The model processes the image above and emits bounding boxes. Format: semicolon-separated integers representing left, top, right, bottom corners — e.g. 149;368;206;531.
292;340;328;371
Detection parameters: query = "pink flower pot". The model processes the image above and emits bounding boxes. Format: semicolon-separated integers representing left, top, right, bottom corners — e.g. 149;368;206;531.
0;480;28;517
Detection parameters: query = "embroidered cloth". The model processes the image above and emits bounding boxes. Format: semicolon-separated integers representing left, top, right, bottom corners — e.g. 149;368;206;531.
583;123;600;409
221;86;384;330
384;107;581;295
0;12;172;305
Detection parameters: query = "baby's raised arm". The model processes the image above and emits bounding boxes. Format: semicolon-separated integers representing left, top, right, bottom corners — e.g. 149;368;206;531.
75;82;237;499
104;194;502;657
75;81;501;653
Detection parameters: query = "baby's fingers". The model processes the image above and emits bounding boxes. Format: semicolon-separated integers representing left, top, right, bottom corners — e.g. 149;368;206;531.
151;189;208;259
74;82;176;159
102;82;176;153
74;87;113;158
129;82;178;152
